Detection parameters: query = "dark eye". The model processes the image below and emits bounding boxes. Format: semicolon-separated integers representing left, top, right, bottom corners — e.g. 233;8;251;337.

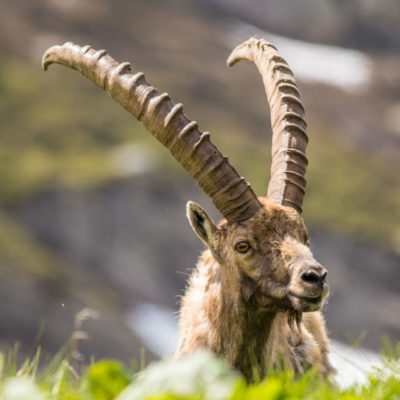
235;241;251;254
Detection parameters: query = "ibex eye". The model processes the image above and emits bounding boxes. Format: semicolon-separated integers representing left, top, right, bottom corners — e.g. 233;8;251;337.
235;242;251;253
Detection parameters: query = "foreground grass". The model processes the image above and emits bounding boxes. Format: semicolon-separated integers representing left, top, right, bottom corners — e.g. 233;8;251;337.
0;345;399;400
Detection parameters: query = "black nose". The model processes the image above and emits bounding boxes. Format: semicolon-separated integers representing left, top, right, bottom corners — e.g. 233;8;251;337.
301;269;327;285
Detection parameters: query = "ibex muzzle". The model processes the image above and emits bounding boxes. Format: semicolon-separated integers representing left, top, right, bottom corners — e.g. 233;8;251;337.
286;241;329;312
43;37;333;380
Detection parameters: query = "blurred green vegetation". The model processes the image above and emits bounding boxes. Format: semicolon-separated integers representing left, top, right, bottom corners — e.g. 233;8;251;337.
0;211;63;280
305;127;400;245
0;346;399;400
217;123;400;250
0;54;127;202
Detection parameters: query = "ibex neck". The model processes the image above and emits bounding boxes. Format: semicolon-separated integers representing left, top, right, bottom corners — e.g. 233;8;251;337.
217;263;278;380
177;251;282;380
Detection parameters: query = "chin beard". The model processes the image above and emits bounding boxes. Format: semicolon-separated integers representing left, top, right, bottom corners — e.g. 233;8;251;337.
287;310;303;347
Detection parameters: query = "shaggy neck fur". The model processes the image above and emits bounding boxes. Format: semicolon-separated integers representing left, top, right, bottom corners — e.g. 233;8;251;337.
220;259;276;376
177;251;303;381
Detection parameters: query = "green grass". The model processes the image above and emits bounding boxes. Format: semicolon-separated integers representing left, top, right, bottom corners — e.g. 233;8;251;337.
0;342;399;400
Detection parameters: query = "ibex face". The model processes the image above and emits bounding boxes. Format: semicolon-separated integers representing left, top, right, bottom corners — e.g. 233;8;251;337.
188;197;328;314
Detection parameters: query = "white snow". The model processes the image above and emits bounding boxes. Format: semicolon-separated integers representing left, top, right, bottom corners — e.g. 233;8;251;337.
329;340;383;388
225;21;372;93
127;303;178;358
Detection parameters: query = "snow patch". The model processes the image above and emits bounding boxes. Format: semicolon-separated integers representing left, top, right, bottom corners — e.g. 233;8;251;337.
329;340;382;388
127;303;178;358
225;21;372;92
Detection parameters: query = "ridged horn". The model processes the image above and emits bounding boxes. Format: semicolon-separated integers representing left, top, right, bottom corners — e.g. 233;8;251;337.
42;42;262;223
227;38;308;213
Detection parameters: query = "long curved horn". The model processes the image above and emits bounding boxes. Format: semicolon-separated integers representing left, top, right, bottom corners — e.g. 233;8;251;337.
227;38;308;214
42;42;261;223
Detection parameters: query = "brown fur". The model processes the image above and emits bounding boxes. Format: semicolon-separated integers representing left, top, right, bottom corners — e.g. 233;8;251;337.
175;197;333;381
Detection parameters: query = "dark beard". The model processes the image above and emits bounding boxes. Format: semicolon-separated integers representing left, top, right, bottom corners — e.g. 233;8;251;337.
287;310;303;347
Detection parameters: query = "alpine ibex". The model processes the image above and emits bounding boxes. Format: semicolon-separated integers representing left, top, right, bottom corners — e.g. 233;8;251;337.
43;38;333;380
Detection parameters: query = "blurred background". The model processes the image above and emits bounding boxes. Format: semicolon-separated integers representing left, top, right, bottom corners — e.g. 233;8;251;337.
0;0;399;369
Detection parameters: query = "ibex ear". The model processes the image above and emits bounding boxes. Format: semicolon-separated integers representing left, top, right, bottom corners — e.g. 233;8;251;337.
187;201;219;253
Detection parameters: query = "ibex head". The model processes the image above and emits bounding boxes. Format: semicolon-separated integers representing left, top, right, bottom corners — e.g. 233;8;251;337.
42;38;328;316
188;198;328;314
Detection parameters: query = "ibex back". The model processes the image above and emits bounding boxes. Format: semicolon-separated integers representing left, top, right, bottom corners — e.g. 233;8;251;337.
43;38;333;381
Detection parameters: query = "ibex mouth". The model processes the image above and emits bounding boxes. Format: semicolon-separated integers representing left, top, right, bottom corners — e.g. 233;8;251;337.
289;292;322;304
288;290;326;311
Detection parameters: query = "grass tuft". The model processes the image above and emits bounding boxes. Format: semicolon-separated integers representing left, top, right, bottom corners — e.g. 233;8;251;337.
0;342;398;400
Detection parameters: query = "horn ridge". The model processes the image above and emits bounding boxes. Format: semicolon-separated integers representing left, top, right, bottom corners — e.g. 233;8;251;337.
42;42;262;223
228;38;309;213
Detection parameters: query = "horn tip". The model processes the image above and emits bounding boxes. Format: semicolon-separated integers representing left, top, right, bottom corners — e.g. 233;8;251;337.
42;42;75;71
42;45;58;71
226;53;238;67
226;37;260;67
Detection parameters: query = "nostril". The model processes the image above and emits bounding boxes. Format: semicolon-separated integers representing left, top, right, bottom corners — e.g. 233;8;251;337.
301;270;321;284
321;271;328;282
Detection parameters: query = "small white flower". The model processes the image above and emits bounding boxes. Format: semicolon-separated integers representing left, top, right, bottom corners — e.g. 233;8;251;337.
3;377;44;400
